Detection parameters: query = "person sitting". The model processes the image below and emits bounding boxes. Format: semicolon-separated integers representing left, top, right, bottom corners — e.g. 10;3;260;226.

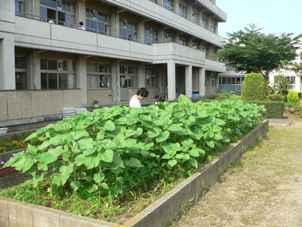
129;88;149;108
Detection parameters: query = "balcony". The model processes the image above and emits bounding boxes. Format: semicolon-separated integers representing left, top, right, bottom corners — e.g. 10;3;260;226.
106;0;224;47
196;0;227;22
205;59;226;72
153;43;206;66
14;16;154;63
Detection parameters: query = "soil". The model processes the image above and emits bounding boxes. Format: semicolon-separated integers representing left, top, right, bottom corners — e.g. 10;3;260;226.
173;118;302;227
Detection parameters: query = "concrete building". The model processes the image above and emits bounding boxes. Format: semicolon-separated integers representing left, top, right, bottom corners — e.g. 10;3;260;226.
0;0;226;125
269;47;302;93
219;67;244;93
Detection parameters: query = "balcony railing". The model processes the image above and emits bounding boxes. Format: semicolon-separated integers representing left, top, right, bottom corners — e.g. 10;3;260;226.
148;0;220;34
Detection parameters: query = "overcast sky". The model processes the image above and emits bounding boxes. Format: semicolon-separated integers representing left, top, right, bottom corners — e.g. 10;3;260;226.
217;0;302;37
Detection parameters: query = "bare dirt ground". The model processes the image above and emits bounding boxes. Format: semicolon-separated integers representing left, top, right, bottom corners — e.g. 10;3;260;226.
173;119;302;227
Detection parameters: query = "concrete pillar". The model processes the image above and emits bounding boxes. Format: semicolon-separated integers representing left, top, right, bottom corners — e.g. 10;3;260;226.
167;61;176;101
32;52;41;89
137;21;145;43
296;75;301;92
199;67;206;97
75;0;86;27
138;64;146;88
67;59;74;89
158;28;165;43
26;51;40;89
111;13;120;37
0;0;15;22
174;0;180;14
187;5;193;21
76;56;87;106
185;65;192;97
0;37;16;90
24;0;40;19
112;61;121;104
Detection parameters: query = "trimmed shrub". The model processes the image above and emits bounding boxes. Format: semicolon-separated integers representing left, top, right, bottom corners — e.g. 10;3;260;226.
253;100;285;119
241;73;267;101
268;94;283;101
287;90;299;107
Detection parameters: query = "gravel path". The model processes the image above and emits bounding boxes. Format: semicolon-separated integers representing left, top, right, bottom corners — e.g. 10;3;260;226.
173;120;302;227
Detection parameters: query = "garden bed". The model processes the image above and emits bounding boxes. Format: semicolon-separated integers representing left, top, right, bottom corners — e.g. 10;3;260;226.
0;97;266;226
0;120;268;227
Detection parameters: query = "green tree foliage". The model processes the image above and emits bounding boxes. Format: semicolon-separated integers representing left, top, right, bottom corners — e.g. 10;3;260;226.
242;73;267;101
5;96;264;201
219;24;301;76
287;90;300;107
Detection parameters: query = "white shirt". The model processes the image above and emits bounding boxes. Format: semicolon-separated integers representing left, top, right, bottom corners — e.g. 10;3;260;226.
129;95;141;108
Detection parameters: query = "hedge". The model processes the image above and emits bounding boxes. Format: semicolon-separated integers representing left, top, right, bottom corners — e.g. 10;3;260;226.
242;73;267;101
253;100;285;119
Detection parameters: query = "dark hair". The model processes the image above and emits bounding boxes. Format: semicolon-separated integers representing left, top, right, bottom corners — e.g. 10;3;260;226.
79;21;84;26
137;88;149;98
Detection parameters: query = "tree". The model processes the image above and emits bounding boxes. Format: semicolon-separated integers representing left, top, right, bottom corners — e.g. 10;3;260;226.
219;24;301;77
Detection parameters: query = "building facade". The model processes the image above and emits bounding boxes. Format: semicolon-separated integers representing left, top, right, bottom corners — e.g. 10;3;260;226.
0;0;226;124
269;47;302;93
219;67;244;93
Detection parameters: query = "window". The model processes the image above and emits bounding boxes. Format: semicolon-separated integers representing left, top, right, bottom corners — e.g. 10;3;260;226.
40;59;76;89
192;8;200;24
164;30;174;42
120;64;138;88
201;14;209;28
163;0;174;11
192;40;200;49
86;8;110;34
178;2;188;18
179;35;188;46
15;0;25;16
120;19;137;41
15;55;27;90
40;0;75;27
144;26;159;45
145;66;159;88
87;63;112;89
286;76;296;85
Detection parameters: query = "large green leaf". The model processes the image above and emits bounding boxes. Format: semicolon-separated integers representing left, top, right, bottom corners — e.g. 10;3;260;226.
104;120;116;132
101;150;114;163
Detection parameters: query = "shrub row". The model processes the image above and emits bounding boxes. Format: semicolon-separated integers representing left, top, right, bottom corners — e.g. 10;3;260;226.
252;100;285;119
5;96;264;201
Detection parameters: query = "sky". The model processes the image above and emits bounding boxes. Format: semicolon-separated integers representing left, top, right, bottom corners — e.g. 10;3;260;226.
217;0;302;37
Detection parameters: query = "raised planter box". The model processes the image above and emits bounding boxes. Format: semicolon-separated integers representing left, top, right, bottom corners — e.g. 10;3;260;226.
0;120;269;227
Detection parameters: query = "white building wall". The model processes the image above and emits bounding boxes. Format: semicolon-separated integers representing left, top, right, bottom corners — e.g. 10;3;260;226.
0;0;227;124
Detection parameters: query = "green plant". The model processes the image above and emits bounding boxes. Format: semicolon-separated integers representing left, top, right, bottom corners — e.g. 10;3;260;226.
241;73;267;101
287;90;300;108
5;96;264;204
268;94;283;101
253;100;285;119
274;75;290;95
216;92;240;100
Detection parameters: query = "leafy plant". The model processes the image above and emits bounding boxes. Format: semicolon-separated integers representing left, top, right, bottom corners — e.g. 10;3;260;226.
5;96;264;203
287;90;300;108
241;73;267;101
274;75;290;95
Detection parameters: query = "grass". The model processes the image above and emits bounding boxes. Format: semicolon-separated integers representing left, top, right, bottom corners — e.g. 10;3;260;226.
0;146;226;223
0;175;184;224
